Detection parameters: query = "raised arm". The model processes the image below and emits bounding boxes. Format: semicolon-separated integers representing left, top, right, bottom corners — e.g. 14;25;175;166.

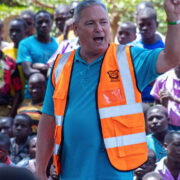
156;0;180;73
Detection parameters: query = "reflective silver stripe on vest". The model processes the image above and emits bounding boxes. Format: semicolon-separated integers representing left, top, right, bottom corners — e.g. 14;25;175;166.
99;102;143;119
104;132;146;149
116;45;136;104
99;45;142;119
54;52;71;85
54;144;60;155
55;115;63;126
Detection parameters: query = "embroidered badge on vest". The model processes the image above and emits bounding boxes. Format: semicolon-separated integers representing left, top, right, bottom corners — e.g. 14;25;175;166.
107;70;120;82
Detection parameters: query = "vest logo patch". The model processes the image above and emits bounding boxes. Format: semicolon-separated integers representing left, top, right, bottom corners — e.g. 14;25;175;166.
107;70;120;82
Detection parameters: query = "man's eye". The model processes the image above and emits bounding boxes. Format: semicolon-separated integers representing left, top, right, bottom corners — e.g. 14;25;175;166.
86;22;93;25
101;21;107;24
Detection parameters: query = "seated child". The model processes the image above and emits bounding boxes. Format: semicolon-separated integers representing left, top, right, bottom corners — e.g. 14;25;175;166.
134;148;156;180
146;105;168;162
0;133;14;165
10;114;32;165
117;21;136;45
155;131;180;180
0;117;13;137
17;73;46;133
0;50;22;117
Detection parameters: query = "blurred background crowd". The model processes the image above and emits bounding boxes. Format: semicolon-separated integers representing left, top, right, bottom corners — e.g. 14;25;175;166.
0;0;180;180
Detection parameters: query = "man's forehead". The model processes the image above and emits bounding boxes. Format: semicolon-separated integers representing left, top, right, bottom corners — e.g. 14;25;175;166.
10;21;22;28
36;13;51;21
119;25;133;32
79;5;108;21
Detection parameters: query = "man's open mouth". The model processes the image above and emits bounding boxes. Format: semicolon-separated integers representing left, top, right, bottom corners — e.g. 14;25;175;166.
93;37;104;43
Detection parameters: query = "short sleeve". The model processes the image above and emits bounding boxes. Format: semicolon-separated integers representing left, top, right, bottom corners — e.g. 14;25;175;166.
131;46;163;92
150;75;168;100
17;40;32;64
41;68;55;116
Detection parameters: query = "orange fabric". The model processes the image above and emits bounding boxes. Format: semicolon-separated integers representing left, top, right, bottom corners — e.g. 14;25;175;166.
107;143;147;170
52;44;147;174
53;154;61;174
98;44;126;108
101;113;145;138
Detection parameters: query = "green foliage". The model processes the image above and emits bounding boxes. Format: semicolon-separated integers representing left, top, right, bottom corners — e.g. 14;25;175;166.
0;0;167;35
104;0;167;35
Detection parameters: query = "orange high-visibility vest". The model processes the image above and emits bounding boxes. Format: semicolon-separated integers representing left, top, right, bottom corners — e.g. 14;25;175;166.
52;43;147;175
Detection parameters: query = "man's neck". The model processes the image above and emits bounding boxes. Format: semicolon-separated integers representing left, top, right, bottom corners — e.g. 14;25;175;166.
142;35;158;45
36;34;51;43
165;158;180;179
154;130;168;144
79;49;105;64
15;136;28;145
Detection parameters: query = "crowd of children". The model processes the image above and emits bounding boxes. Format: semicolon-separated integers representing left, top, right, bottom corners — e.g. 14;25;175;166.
0;0;180;179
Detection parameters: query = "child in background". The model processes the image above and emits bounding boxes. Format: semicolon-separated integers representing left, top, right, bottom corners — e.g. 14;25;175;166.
0;50;22;117
134;148;156;180
17;73;46;133
10;114;32;165
155;131;180;180
151;66;180;130
0;117;13;137
131;7;164;103
0;133;14;166
117;21;136;45
20;10;35;37
146;105;168;162
27;135;37;173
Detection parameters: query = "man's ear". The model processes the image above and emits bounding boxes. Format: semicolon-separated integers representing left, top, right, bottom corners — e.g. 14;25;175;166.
163;142;168;150
73;22;78;37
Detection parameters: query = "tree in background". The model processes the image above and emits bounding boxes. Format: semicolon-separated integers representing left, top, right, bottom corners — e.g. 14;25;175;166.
0;0;166;41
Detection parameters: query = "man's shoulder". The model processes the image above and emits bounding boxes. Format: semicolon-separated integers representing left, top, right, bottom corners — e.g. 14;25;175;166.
19;35;36;46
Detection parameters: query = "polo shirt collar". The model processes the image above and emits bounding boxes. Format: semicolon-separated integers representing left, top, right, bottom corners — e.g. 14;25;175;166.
74;47;104;65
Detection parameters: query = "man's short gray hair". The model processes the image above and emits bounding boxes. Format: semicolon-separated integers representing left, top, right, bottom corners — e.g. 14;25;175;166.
74;0;108;23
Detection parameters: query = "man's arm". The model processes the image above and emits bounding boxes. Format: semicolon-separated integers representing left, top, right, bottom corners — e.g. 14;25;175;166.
156;0;180;73
36;113;55;180
22;61;40;79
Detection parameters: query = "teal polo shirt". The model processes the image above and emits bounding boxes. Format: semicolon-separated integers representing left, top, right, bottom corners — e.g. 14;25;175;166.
42;46;162;180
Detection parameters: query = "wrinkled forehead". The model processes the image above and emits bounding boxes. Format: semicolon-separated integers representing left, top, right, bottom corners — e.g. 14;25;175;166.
78;5;109;22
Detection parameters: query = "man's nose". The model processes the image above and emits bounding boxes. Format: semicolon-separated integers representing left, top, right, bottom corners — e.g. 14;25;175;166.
142;25;148;31
16;125;22;130
42;22;47;27
152;117;158;124
95;23;103;32
120;34;126;39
